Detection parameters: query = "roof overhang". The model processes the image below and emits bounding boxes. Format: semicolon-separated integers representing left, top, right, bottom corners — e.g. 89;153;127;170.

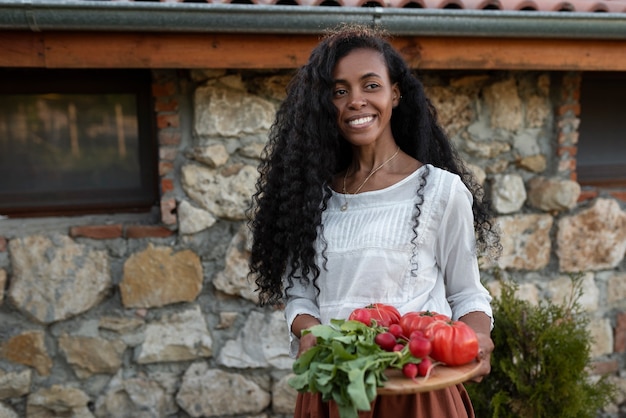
1;0;626;70
1;0;625;39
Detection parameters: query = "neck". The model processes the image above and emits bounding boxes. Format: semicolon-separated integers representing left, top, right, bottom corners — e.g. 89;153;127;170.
343;146;400;195
349;145;401;174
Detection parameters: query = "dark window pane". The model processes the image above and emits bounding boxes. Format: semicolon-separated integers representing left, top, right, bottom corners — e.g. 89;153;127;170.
0;69;157;216
578;72;626;187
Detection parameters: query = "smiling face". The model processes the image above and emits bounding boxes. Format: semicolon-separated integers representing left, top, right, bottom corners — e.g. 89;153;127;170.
332;48;400;148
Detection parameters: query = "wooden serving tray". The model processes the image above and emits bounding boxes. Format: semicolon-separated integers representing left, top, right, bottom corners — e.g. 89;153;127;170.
377;361;482;394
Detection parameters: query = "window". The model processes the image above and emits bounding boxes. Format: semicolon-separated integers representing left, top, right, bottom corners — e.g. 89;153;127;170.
0;69;157;217
578;71;626;187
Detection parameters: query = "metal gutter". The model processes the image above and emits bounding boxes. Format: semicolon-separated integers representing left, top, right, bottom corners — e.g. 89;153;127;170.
0;0;625;39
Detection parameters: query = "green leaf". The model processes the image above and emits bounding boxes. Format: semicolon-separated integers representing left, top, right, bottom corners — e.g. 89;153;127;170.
346;367;373;411
289;318;410;418
340;319;369;333
288;372;311;392
330;318;347;327
334;335;359;345
331;340;357;361
364;370;379;400
292;345;322;374
309;323;342;340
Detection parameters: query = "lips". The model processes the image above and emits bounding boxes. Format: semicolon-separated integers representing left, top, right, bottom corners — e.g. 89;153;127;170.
347;115;375;127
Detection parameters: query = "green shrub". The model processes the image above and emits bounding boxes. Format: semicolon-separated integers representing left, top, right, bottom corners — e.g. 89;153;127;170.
467;276;616;418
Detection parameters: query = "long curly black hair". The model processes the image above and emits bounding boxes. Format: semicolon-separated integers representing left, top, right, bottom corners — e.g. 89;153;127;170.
249;24;499;306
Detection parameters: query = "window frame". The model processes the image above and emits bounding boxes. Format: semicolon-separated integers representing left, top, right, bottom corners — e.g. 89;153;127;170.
0;68;158;217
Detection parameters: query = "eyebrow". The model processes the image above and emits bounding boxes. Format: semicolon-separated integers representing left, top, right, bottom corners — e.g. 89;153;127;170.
333;72;383;84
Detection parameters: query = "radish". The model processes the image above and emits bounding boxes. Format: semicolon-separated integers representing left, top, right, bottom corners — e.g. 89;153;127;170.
408;335;432;359
403;363;418;381
392;343;404;352
374;332;397;351
388;324;404;338
417;357;433;377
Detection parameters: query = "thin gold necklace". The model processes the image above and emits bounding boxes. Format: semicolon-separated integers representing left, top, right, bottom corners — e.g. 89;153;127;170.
340;146;400;212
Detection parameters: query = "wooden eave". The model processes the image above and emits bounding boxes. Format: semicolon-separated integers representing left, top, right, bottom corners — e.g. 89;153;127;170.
2;30;626;71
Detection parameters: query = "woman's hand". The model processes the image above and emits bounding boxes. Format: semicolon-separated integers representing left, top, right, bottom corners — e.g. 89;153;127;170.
297;332;318;358
292;314;321;358
459;311;494;383
471;331;494;382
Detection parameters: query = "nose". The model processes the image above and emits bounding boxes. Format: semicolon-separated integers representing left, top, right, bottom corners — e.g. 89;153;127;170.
348;93;367;109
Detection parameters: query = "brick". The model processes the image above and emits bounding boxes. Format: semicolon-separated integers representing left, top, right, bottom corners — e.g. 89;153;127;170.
562;73;582;93
155;99;179;112
156;114;180;129
557;146;578;157
161;178;174;194
158;131;182;146
152;81;177;97
69;225;123;239
589;359;620;376
557;131;579;145
159;161;174;176
159;147;178;161
557;103;581;117
614;311;626;353
578;188;599;201
557;158;576;172
125;225;174;239
160;198;177;225
608;190;626;203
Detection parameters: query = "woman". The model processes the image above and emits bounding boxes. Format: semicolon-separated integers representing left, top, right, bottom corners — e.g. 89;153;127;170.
249;24;500;417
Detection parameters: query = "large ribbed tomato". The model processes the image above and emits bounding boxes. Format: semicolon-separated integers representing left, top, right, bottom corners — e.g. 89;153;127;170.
424;320;479;366
367;303;401;327
399;311;450;337
349;303;401;328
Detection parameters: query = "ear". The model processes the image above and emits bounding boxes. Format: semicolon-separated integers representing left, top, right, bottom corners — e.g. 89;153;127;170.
392;83;401;108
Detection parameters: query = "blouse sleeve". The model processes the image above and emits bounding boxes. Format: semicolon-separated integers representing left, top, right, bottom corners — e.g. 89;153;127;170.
435;177;493;328
283;275;321;358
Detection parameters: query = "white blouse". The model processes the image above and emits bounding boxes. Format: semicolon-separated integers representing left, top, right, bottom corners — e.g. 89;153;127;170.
283;164;493;357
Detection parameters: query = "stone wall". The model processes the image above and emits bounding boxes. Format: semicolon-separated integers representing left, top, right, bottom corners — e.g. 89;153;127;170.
0;67;625;417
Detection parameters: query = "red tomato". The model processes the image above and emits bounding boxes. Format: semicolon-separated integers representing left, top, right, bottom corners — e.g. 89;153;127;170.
369;303;401;327
350;303;401;328
409;330;425;339
348;308;372;326
399;311;450;337
424;320;479;366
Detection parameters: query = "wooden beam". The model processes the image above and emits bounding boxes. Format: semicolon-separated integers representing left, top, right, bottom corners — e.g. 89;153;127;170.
0;32;46;67
2;31;626;71
394;37;626;71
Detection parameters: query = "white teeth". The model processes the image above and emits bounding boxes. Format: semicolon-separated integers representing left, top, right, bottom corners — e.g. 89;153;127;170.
348;116;373;126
